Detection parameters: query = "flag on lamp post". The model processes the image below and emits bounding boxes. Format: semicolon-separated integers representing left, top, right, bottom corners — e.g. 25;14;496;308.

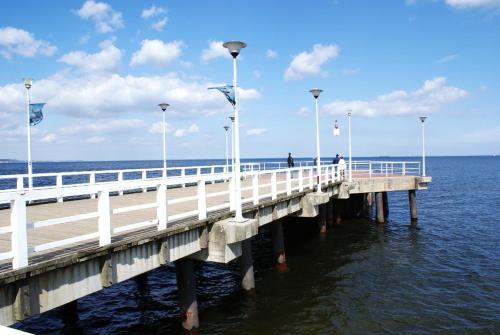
208;85;235;106
29;103;45;126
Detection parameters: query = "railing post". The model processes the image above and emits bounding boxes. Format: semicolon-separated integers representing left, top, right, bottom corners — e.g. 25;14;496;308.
56;174;63;203
98;190;111;246
391;162;394;175
118;171;124;196
402;162;406;176
385;163;388;176
229;176;235;211
90;172;96;199
142;170;147;192
252;173;259;205
198;179;207;220
157;183;167;230
298;169;303;192
197;167;201;177
211;167;215;184
271;172;277;200
309;168;313;190
181;168;186;188
11;197;28;269
286;170;292;196
369;162;372;178
17;176;24;191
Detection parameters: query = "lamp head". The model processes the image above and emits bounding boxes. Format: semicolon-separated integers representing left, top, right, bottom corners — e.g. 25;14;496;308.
347;109;352;117
158;103;170;111
229;116;235;122
309;88;322;99
224;126;229;131
419;116;427;123
223;41;246;58
23;78;32;90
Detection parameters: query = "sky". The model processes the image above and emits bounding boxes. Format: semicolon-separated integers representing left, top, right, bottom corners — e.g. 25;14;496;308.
0;0;499;161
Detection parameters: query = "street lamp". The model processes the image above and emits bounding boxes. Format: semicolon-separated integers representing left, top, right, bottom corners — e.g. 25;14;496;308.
223;126;230;172
223;41;246;221
419;116;427;176
347;109;353;182
158;103;169;178
309;88;323;193
24;78;33;189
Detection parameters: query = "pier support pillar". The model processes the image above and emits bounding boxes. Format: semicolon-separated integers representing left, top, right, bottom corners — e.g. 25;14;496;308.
60;300;78;326
334;199;343;225
362;193;372;218
375;192;385;224
409;190;418;222
175;258;199;331
319;204;327;234
327;199;335;226
240;239;255;291
271;221;286;264
382;192;389;218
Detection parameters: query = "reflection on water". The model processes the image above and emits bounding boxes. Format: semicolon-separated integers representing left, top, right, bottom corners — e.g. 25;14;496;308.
12;157;500;334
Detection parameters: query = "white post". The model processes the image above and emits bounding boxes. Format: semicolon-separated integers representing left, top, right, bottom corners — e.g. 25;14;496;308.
211;166;215;184
252;173;259;205
25;84;33;190
315;97;321;192
420;116;427;177
369;162;372;178
286;170;292;196
229;174;235;211
118;171;124;196
271;172;277;200
181;168;186;188
348;111;353;182
232;57;243;221
90;172;96;199
197;179;207;220
298;169;303;192
11;197;28;269
17;176;23;191
162;109;167;179
402;162;406;176
56;174;63;203
98;190;111;246
309;168;313;190
142;170;147;192
224;126;229;174
157;183;167;230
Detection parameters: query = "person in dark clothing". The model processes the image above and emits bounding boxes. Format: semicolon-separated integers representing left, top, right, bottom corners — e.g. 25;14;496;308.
287;153;295;168
333;154;340;164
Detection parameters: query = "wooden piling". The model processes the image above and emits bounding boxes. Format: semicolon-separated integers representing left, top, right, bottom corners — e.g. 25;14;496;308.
375;192;384;224
175;258;199;331
383;192;389;218
240;239;255;291
271;221;286;264
409;190;418;222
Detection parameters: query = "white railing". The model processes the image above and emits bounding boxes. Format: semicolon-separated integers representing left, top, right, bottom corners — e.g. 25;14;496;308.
0;160;419;270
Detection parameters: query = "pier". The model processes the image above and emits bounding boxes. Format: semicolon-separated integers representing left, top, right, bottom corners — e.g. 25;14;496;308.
0;160;431;331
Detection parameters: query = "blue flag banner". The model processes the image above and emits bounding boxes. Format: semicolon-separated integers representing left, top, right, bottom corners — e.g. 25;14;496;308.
29;103;45;126
208;85;235;106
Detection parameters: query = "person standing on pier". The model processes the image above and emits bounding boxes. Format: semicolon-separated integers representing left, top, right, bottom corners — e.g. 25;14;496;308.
333;154;340;165
287;152;295;168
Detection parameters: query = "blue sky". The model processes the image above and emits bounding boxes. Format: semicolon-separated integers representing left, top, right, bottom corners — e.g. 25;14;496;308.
0;0;498;161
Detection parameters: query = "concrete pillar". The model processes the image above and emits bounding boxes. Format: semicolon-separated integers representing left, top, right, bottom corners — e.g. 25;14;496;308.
327;198;335;226
240;239;255;291
175;258;199;331
362;193;372;218
382;192;389;218
271;221;286;264
60;300;78;326
334;199;342;225
367;192;373;207
375;192;384;224
409;190;418;222
319;204;327;233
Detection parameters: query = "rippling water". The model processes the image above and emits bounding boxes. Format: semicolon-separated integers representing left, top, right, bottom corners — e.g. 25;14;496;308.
11;156;500;334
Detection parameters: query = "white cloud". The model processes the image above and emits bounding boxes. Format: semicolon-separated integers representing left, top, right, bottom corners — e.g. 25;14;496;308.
60;119;144;135
59;39;122;72
0;26;56;60
445;0;500;8
86;136;108;144
174;124;199;137
76;0;124;33
200;40;230;62
40;133;58;143
284;44;340;81
296;107;309;117
437;54;458;63
151;17;168;31
130;39;183;67
141;5;167;18
323;77;467;117
149;122;199;138
246;128;268;136
266;49;278;59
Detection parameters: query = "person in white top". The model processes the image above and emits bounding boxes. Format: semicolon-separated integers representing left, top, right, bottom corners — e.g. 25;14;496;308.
338;155;346;180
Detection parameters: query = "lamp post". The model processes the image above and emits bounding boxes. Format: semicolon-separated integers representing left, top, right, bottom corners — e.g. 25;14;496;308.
309;88;323;193
158;103;169;179
347;109;352;182
223;126;230;172
223;41;246;221
24;78;33;190
419;116;427;176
